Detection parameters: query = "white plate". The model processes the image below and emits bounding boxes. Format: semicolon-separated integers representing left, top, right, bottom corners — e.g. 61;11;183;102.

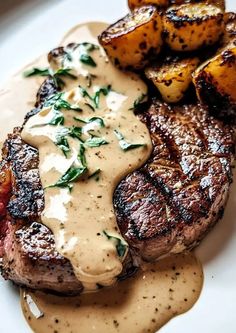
0;0;235;332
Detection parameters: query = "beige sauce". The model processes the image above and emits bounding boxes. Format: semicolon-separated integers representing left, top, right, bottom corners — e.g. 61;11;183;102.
21;253;203;333
21;22;152;290
0;21;204;333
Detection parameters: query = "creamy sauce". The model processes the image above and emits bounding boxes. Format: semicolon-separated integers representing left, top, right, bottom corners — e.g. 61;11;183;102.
0;21;204;333
21;22;152;290
21;253;203;333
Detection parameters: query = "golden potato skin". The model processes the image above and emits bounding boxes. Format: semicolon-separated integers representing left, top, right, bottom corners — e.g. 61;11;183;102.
169;0;225;11
98;6;163;69
163;3;224;51
146;57;199;103
128;0;168;10
193;47;236;110
223;12;236;46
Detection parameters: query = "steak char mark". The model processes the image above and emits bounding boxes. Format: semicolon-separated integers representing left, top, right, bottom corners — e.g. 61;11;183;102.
0;59;235;294
114;100;235;260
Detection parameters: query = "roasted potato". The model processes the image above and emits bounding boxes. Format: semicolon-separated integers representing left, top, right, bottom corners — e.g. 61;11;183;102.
206;0;225;10
98;6;163;69
223;12;236;46
128;0;168;10
163;3;224;51
146;57;199;103
169;0;225;11
193;46;236;110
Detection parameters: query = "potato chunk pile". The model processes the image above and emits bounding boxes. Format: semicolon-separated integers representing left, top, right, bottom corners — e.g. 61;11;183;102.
99;0;236;112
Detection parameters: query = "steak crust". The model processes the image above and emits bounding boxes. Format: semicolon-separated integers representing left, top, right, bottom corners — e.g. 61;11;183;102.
114;100;235;260
0;98;234;293
0;130;135;294
0;41;235;294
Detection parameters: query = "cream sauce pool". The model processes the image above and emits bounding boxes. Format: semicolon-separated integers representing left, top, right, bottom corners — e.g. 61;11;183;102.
0;22;203;332
21;253;203;333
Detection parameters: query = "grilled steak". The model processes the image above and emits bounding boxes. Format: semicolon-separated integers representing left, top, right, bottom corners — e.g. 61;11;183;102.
114;100;235;260
0;96;234;293
0;43;235;293
0;129;137;294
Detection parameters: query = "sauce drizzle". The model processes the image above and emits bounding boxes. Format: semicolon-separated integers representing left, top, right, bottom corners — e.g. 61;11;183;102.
21;22;152;290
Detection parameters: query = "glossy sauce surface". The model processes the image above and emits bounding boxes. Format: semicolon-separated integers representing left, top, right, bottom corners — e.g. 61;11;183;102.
21;253;203;333
0;21;203;333
21;23;152;290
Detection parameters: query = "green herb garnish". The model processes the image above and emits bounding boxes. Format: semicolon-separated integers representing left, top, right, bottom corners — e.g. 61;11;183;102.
23;68;51;77
78;43;99;68
114;130;146;151
103;231;128;257
80;54;97;67
68;126;83;142
93;86;111;108
85;137;108;148
48;143;87;189
50;165;87;189
79;85;111;109
44;93;82;126
80;43;99;52
85;103;95;112
129;93;147;110
49;111;64;126
74;116;105;128
64;50;73;62
23;67;77;89
88;117;105;127
54;127;83;157
55;135;70;157
79;86;94;102
78;144;87;168
44;92;82;112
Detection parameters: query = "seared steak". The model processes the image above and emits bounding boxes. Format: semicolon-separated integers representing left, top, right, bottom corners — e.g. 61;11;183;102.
0;43;235;293
114;101;235;260
0;129;135;294
0;97;234;293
